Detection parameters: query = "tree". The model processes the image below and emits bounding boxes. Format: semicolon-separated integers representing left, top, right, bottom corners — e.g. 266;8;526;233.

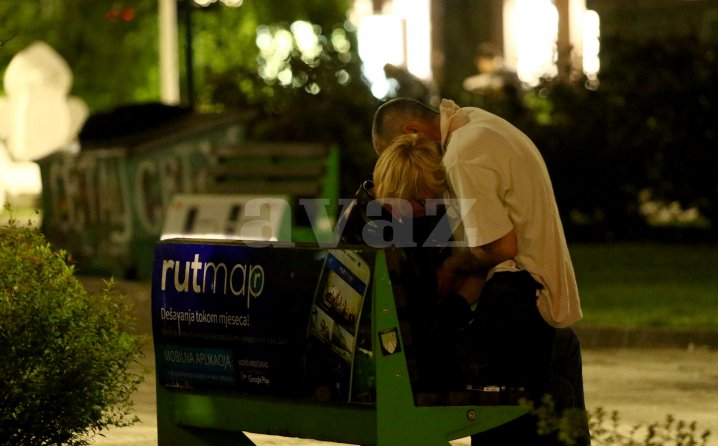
187;0;379;194
520;34;718;240
0;0;379;195
0;0;160;114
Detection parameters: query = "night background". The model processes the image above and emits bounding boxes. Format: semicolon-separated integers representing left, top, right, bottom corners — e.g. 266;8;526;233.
1;1;717;444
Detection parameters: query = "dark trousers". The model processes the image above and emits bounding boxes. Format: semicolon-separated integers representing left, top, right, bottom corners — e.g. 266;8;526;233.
470;271;555;397
468;271;590;446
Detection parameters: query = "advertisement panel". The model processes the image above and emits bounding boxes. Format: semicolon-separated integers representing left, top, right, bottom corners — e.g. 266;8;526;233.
152;240;376;403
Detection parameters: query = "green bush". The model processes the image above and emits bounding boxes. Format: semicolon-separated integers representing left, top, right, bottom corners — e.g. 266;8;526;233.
0;211;145;446
588;408;712;446
524;395;712;446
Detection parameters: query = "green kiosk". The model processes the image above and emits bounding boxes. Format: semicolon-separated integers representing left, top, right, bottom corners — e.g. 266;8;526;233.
152;239;527;445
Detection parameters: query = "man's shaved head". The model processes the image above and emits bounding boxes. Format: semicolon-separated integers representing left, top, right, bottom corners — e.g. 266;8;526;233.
372;98;439;154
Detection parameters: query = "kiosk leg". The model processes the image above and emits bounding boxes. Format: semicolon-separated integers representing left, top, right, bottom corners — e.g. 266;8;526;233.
157;387;256;445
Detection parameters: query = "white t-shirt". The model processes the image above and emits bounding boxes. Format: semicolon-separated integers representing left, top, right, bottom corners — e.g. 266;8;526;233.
439;99;582;328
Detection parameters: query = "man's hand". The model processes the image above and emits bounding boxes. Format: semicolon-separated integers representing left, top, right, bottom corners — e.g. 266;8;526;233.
436;229;516;303
436;262;457;299
453;273;486;306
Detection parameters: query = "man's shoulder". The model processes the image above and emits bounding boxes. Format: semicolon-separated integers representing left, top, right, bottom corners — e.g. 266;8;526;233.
458;109;533;148
451;114;515;150
462;105;501;120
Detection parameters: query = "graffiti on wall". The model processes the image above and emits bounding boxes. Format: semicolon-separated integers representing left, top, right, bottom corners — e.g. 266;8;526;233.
133;140;211;235
46;149;133;255
41;124;240;263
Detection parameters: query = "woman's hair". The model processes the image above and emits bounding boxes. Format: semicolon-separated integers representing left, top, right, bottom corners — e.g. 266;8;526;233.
373;133;446;201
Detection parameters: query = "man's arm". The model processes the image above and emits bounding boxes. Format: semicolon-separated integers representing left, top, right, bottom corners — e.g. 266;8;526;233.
469;228;518;269
435;229;517;301
441;228;518;273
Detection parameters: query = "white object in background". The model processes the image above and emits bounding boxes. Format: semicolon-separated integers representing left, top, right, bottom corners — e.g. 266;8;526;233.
0;141;42;205
161;194;292;242
159;0;180;105
0;41;88;162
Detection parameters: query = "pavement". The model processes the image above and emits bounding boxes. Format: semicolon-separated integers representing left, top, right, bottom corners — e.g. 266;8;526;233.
82;278;718;446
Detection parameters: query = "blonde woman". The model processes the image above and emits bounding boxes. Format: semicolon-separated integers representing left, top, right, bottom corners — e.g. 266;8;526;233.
372;132;485;301
371;133;489;399
372;133;447;220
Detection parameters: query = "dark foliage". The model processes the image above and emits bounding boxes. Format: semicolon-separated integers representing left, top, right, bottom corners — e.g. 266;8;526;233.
0;212;146;446
477;34;718;242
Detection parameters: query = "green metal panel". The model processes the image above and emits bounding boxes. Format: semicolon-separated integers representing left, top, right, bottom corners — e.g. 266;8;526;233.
158;390;377;445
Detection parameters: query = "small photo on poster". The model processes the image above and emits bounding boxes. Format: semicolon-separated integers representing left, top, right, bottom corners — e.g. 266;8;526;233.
309;306;334;344
304;249;371;402
320;271;364;335
330;323;354;363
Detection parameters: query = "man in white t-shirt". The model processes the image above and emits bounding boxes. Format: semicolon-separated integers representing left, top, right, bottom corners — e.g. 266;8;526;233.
372;98;588;445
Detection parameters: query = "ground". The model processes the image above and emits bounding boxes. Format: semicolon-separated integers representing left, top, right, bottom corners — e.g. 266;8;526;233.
84;278;718;446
